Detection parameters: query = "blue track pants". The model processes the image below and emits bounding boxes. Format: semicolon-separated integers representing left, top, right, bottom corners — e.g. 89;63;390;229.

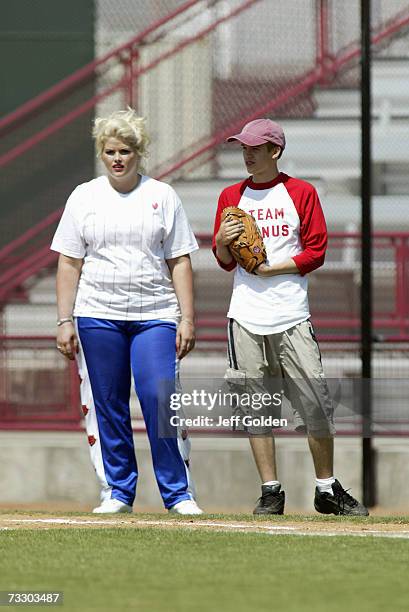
76;317;192;508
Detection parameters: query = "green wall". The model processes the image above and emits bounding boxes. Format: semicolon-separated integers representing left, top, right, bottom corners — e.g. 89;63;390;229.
0;0;94;115
0;0;96;248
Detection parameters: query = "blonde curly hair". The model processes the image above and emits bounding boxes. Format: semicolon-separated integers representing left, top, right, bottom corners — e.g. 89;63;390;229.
92;108;150;158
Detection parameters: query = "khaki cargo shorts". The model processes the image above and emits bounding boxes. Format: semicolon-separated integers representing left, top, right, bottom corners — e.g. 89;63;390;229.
225;319;335;436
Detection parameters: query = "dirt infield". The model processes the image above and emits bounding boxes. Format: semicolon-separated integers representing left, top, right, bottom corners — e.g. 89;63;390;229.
1;513;409;539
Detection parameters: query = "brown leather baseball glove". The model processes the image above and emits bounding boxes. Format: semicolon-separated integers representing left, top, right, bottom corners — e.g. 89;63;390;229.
221;206;267;273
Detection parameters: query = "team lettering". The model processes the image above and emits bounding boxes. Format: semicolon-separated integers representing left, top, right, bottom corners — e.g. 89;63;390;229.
261;225;289;238
248;208;284;220
247;208;289;238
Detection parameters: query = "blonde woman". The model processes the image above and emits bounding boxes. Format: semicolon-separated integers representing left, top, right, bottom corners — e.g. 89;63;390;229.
51;109;202;515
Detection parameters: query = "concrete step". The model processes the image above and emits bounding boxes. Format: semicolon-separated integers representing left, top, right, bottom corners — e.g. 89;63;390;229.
217;118;409;176
3;304;56;336
174;177;409;230
27;275;56;305
314;60;409;118
5;431;409;510
4;261;400;341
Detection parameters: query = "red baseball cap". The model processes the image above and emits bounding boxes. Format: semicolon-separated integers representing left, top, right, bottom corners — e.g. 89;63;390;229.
226;118;286;150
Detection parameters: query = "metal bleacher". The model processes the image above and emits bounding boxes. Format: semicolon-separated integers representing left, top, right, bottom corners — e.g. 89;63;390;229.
1;1;409;430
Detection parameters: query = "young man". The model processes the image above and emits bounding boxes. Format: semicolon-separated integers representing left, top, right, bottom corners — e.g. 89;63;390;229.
212;118;368;516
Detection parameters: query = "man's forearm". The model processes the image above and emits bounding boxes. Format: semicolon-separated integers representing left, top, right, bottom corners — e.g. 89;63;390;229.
272;258;299;274
215;242;234;265
255;258;300;277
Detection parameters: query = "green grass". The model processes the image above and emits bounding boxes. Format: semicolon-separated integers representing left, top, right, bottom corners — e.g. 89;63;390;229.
0;525;408;612
2;509;409;524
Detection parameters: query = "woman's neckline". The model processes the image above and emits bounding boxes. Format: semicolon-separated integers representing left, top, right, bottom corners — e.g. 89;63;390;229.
105;173;144;195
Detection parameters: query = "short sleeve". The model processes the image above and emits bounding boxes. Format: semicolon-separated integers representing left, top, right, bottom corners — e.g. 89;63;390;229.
163;187;198;259
50;187;86;259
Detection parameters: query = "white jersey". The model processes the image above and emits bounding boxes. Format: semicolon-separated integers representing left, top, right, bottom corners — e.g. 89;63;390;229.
51;175;198;321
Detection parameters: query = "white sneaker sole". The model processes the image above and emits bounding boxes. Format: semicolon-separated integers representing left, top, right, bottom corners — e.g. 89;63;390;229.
168;505;203;516
92;504;132;514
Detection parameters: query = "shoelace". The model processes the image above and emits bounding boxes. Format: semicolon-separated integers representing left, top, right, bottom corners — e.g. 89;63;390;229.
259;491;281;507
334;486;358;510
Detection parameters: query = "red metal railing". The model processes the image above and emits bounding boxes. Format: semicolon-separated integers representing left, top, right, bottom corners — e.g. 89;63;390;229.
1;231;409;332
1;337;408;433
194;232;409;343
0;0;201;135
1;4;409;433
151;6;409;179
0;0;261;168
0;336;80;429
0;0;262;301
1;5;409;303
2;3;409;171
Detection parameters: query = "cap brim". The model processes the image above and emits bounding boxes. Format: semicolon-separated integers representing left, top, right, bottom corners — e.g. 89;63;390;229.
226;134;269;146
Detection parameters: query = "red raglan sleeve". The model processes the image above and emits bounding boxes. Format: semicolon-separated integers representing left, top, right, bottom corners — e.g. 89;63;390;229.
290;183;328;276
212;188;238;272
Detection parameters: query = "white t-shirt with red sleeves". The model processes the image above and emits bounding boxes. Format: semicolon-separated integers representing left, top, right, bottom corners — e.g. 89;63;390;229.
212;173;328;335
51;175;198;321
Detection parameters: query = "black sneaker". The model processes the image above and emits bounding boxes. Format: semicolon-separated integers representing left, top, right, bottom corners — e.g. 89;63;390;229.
253;484;285;515
314;479;369;516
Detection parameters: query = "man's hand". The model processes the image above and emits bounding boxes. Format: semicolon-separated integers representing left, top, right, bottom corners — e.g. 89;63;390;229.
216;217;244;247
253;263;277;276
219;207;267;273
254;260;301;277
215;217;245;267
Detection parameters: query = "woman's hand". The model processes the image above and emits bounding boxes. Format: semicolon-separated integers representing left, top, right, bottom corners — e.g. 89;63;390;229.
56;322;79;360
55;254;83;360
166;255;196;359
176;320;196;359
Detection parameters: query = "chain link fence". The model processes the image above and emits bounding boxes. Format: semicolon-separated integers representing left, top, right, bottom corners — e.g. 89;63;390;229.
1;1;409;427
